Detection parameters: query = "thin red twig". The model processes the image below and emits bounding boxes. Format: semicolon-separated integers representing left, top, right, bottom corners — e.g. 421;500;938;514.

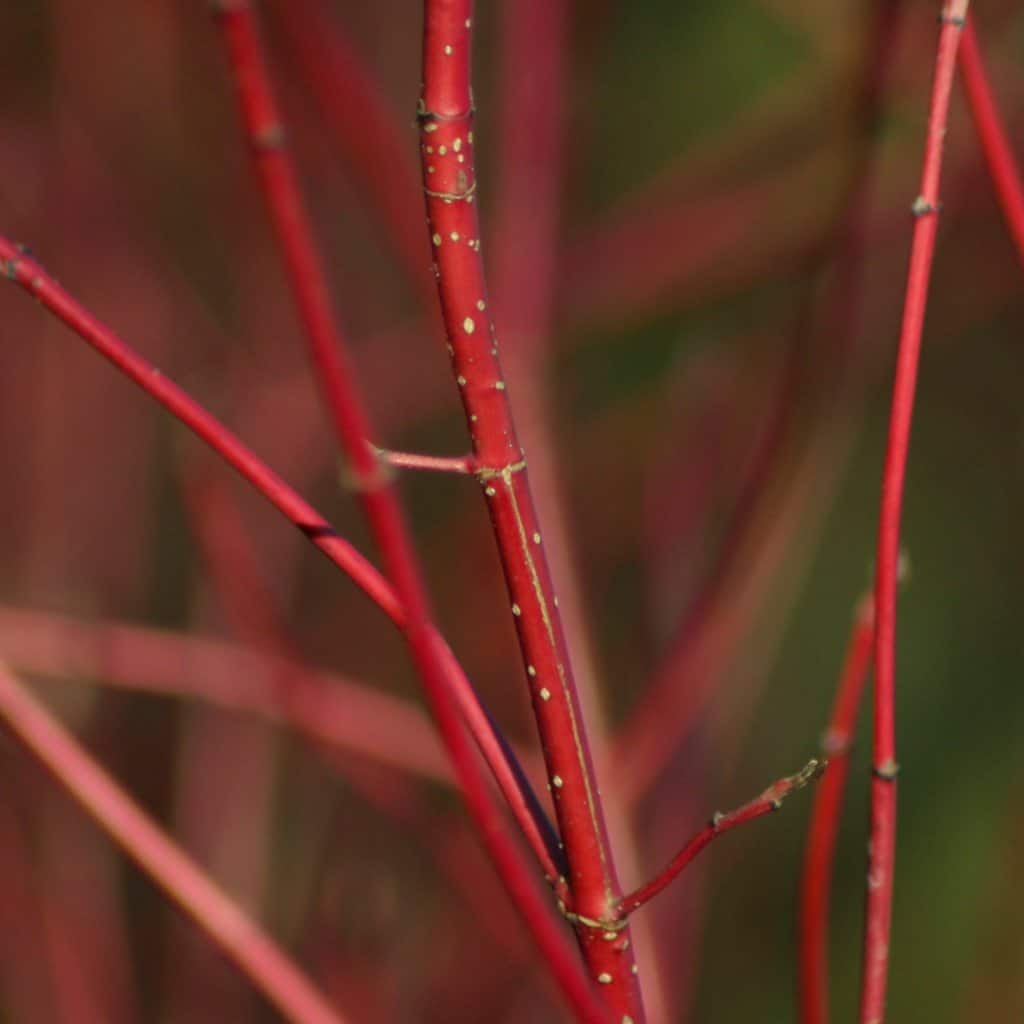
618;759;824;919
799;596;874;1024
374;448;476;475
957;16;1024;272
863;4;968;1021
0;662;347;1024
418;3;643;1016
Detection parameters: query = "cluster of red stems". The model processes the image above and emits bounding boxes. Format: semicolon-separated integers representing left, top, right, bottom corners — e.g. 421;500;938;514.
0;0;1020;1021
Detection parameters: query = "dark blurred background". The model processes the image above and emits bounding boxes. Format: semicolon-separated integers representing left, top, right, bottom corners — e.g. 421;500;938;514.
0;1;1022;1021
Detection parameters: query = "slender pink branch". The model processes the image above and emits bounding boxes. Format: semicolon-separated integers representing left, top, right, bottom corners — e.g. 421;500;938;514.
419;3;643;1016
0;662;346;1024
270;0;438;311
374;448;476;475
618;759;825;919
863;4;968;1021
958;16;1024;273
0;605;454;783
799;596;874;1024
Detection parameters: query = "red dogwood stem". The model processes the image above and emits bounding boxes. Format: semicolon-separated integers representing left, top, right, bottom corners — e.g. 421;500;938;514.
418;3;643;1018
0;662;346;1024
862;4;968;1021
618;759;824;919
799;596;874;1024
0;238;609;1022
957;16;1024;273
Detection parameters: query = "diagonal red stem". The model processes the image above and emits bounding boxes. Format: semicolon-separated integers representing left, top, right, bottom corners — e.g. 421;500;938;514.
0;237;609;1021
957;16;1024;273
0;662;346;1024
618;759;824;919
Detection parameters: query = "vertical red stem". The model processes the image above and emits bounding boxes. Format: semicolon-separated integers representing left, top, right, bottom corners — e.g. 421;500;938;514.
419;3;644;1018
799;597;874;1024
862;4;968;1021
957;16;1024;273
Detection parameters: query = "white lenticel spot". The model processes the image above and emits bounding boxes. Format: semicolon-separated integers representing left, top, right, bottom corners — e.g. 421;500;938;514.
431;233;442;246
552;775;563;788
443;44;453;55
511;603;521;616
476;299;486;310
597;972;611;984
527;665;536;676
539;687;551;700
463;317;475;334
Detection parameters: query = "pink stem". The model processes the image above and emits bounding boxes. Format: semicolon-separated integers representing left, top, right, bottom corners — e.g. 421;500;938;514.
862;4;968;1021
0;604;457;783
271;0;438;311
799;596;874;1024
957;16;1024;272
376;449;476;475
0;662;346;1024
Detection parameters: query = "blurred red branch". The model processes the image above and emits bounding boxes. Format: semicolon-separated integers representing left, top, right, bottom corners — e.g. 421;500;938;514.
0;661;347;1024
0;604;454;782
799;595;874;1024
958;16;1024;273
272;0;438;312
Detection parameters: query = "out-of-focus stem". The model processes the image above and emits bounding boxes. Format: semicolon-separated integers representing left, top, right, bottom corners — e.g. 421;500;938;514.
0;662;347;1024
957;16;1024;273
799;596;874;1024
0;604;456;783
